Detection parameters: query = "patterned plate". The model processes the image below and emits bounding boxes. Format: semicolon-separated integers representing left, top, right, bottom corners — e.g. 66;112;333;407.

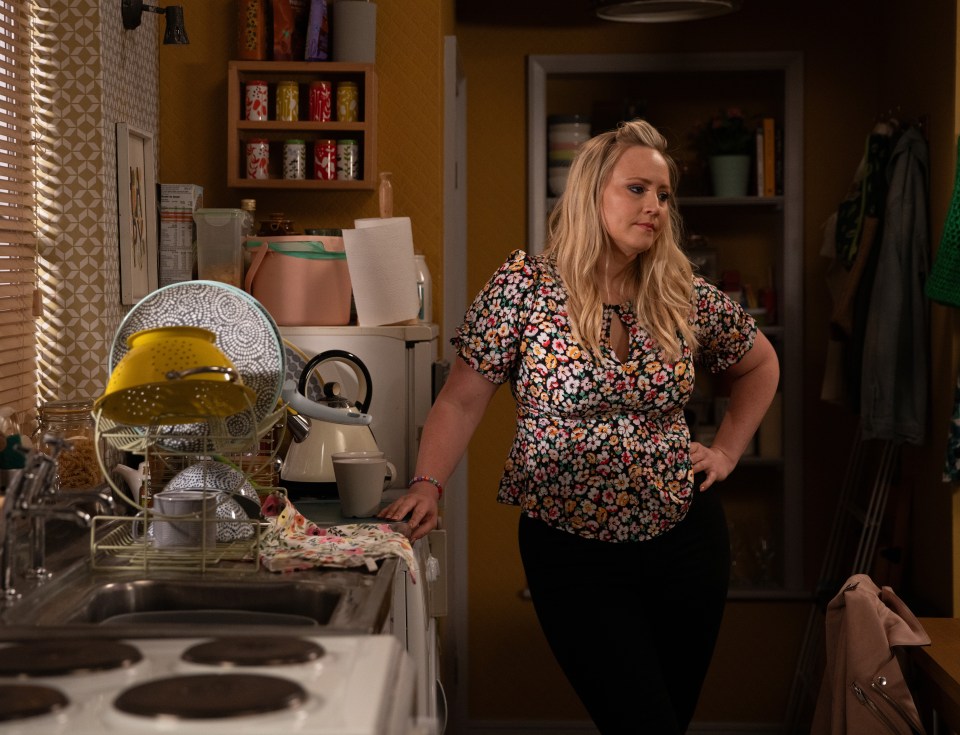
110;281;285;445
283;339;324;402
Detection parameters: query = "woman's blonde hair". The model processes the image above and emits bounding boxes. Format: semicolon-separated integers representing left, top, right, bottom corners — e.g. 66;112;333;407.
544;118;696;362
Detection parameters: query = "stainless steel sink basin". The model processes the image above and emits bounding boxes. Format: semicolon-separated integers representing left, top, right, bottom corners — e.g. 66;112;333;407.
58;578;343;625
0;556;398;633
0;515;399;635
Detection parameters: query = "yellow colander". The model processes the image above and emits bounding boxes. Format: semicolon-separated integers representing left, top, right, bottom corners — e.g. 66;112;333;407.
95;326;257;425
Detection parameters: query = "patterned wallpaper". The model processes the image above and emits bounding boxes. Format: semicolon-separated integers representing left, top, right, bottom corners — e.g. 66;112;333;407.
36;0;158;404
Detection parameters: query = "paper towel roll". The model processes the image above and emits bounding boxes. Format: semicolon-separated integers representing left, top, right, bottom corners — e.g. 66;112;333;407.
354;216;405;230
343;217;419;326
332;0;376;63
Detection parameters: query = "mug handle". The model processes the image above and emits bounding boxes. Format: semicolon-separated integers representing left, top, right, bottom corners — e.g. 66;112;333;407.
384;460;397;489
131;509;148;540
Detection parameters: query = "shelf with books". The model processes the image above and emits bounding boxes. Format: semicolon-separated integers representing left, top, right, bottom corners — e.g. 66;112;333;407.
754;116;783;197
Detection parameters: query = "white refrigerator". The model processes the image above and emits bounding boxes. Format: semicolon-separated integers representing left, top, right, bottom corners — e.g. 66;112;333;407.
279;323;440;492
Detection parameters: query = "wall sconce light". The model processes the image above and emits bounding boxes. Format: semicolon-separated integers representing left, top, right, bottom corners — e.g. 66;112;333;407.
121;0;190;44
593;0;741;23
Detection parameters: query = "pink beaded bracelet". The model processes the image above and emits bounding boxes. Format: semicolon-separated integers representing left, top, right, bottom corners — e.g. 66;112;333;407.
408;475;444;498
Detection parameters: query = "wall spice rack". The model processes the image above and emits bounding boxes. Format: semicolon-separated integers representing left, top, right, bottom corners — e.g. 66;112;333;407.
227;60;378;190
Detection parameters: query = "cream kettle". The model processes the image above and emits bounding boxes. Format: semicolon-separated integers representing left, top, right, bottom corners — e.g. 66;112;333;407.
280;349;380;497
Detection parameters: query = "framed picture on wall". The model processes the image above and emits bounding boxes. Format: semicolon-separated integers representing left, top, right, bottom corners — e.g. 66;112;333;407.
116;123;158;305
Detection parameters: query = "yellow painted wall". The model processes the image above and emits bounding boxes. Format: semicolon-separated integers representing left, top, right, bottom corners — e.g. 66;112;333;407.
158;0;449;326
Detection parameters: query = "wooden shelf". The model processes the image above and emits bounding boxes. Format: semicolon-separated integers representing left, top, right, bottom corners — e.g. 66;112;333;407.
226;61;378;190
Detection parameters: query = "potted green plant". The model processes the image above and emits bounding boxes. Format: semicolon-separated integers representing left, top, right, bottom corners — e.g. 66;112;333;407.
695;108;754;196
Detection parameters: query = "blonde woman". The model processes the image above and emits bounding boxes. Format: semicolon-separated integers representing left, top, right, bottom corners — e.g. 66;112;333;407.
381;119;779;733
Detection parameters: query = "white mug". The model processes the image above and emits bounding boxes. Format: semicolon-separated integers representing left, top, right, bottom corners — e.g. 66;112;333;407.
133;489;219;548
332;456;396;517
331;450;396;485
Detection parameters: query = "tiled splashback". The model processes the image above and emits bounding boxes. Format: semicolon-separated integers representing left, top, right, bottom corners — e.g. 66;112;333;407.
36;0;158;404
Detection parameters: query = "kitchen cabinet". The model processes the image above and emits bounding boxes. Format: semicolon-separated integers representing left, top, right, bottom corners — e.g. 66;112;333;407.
227;61;378;190
527;52;804;597
297;494;446;734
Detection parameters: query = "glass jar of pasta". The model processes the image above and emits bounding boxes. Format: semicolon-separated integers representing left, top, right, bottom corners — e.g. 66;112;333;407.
35;399;103;491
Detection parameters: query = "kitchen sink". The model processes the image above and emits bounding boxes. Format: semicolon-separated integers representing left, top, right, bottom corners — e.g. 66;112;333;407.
0;507;401;636
0;563;396;631
0;540;398;633
50;578;344;625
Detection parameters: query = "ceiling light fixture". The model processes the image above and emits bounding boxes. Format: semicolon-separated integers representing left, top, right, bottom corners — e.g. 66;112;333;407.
593;0;741;23
121;0;190;44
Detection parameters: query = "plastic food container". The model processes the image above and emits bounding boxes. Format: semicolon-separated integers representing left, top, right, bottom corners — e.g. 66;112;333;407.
243;231;352;326
194;209;246;288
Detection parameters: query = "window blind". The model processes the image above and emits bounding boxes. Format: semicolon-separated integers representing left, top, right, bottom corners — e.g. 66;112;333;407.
0;0;35;415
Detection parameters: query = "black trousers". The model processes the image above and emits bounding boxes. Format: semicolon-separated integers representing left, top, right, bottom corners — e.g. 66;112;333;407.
518;487;730;734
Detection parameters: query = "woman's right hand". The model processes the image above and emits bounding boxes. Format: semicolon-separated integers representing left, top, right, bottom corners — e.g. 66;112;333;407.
379;483;440;541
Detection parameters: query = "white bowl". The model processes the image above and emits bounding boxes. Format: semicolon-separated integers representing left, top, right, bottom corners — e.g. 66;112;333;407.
549;149;578;164
549;122;591;136
165;459;261;517
548;139;584;152
215;493;255;542
549;130;590;146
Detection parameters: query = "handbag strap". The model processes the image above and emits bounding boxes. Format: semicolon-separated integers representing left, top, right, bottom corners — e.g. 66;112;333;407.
243;241;271;294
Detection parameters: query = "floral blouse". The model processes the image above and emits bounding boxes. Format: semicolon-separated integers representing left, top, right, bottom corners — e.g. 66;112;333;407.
452;249;757;542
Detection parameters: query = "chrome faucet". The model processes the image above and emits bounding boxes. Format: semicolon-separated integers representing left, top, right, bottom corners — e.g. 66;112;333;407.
1;434;109;600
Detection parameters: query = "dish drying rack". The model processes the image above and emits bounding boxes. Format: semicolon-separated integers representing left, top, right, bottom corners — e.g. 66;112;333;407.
90;513;268;574
91;399;290;575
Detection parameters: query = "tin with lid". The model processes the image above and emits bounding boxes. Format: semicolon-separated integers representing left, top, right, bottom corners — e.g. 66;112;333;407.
314;139;337;180
336;81;359;122
246;138;270;179
245;80;268;121
336;139;359;180
283;139;306;180
276;80;299;122
309;81;333;122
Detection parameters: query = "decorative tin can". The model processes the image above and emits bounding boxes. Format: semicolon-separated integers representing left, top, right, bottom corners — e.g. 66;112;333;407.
283;139;306;180
336;81;359;122
314;139;337;180
309;81;332;122
245;80;268;121
246;138;270;179
276;81;299;122
336;139;359;180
